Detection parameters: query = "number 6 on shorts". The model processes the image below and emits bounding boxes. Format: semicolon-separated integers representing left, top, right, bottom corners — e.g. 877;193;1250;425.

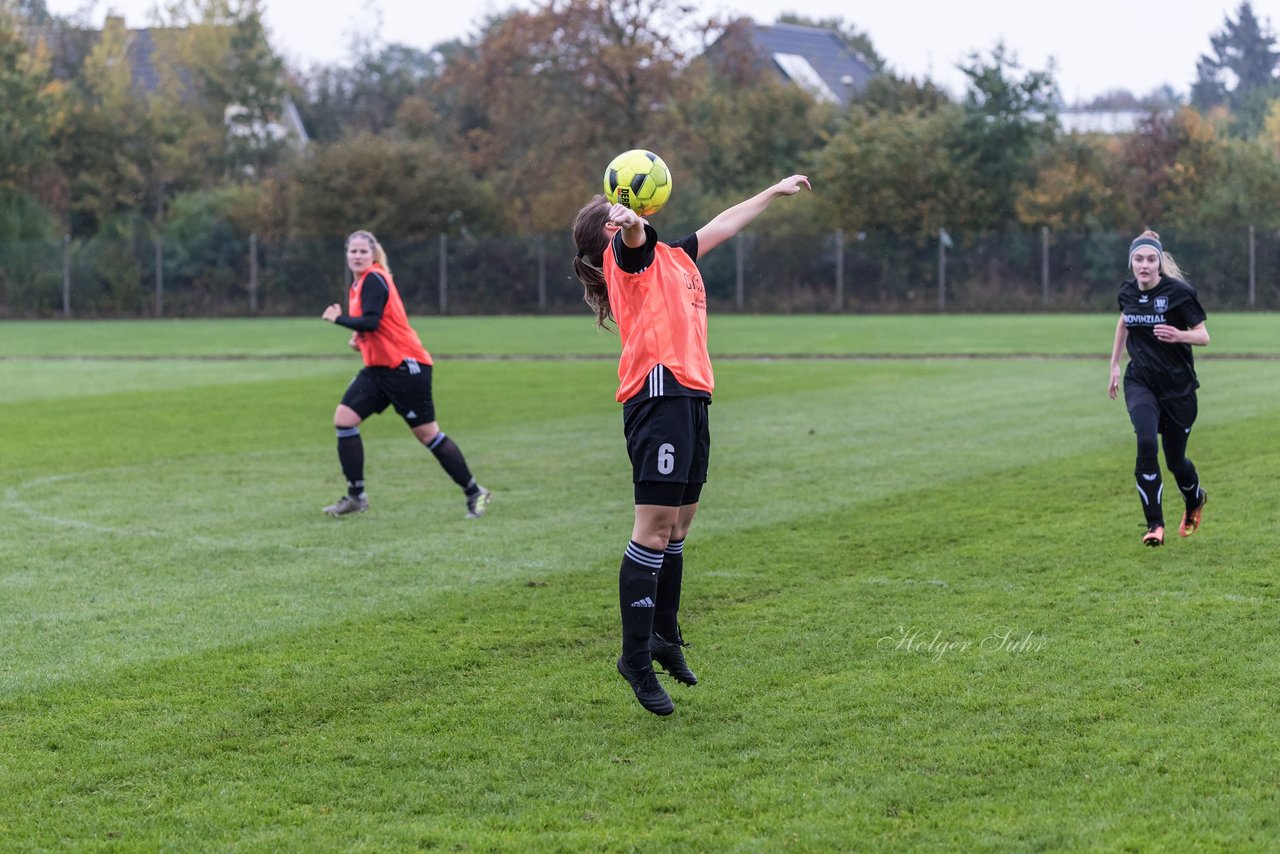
657;443;675;475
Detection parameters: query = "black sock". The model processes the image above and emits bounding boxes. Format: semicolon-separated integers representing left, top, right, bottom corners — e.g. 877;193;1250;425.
426;432;477;493
1135;468;1163;526
654;538;684;641
619;541;663;667
1171;463;1202;511
337;426;364;497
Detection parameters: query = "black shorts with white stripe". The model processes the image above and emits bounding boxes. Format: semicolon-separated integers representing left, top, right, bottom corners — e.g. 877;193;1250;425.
622;394;710;502
634;365;711;401
340;361;436;427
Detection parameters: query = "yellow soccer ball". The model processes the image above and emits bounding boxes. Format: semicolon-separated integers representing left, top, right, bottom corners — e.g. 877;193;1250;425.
603;149;672;216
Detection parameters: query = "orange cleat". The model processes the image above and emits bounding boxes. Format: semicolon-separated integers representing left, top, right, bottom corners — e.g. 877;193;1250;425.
1143;524;1165;547
1180;491;1207;538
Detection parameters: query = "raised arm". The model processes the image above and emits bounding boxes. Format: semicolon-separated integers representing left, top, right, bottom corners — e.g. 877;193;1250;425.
695;175;812;256
608;203;647;248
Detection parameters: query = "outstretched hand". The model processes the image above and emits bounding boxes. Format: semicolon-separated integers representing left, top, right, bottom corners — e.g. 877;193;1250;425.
775;175;812;196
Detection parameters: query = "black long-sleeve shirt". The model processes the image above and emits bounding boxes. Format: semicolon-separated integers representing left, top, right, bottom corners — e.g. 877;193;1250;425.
334;271;389;332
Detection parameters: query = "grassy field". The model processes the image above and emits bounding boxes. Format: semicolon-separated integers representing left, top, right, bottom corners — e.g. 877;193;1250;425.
3;311;1280;357
2;314;1279;850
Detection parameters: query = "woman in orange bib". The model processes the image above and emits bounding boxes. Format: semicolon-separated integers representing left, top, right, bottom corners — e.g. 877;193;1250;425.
320;230;491;520
571;174;811;715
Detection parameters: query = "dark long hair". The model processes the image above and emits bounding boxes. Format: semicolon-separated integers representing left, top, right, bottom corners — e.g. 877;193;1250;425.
571;195;614;330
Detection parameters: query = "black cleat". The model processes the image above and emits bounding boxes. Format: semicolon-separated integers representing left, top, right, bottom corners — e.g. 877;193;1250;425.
616;655;674;716
650;633;698;686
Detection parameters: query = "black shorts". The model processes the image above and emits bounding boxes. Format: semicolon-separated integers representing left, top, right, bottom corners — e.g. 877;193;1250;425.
623;395;710;506
1124;381;1197;433
340;361;436;427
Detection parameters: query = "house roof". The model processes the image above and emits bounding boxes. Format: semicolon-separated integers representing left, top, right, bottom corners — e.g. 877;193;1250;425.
745;24;874;107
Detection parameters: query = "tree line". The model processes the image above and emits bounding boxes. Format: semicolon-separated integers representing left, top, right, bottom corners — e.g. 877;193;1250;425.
2;0;1280;315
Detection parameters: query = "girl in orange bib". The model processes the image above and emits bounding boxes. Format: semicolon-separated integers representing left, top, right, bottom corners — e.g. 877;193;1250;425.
571;174;812;715
321;230;491;519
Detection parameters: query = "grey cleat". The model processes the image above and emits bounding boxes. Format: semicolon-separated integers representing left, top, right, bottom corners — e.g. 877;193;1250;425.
324;493;368;517
465;486;493;519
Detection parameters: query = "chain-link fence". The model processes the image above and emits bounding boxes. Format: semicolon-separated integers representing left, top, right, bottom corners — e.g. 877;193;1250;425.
2;227;1277;317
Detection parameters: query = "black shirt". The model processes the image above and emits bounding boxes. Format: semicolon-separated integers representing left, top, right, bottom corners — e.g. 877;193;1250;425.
335;271;389;333
613;223;699;272
1117;276;1207;399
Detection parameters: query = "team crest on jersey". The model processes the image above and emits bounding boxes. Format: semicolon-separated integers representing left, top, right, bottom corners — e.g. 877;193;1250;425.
1154;296;1168;312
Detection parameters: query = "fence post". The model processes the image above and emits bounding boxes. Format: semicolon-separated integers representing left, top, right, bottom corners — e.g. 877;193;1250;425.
1041;226;1050;308
62;234;71;318
438;232;448;314
537;234;547;313
734;234;745;311
1248;225;1256;310
834;228;845;313
937;228;948;312
154;236;164;318
249;233;259;314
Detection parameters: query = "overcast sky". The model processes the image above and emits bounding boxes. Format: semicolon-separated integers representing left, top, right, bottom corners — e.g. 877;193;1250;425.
42;0;1278;103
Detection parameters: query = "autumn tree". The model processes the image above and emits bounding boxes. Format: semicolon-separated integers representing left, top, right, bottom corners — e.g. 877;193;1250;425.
54;15;156;234
42;0;292;242
855;72;951;116
0;4;57;202
812;103;969;240
1191;1;1280;135
950;42;1059;233
1197;135;1280;229
293;43;445;144
150;0;290;178
1114;108;1223;231
1016;135;1134;233
291;132;500;242
0;2;60;314
436;0;692;233
668;17;831;225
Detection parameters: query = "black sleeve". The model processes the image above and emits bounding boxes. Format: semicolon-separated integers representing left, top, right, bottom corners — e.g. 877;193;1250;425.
612;226;698;273
669;233;698;263
1179;285;1207;328
613;224;658;273
334;273;388;332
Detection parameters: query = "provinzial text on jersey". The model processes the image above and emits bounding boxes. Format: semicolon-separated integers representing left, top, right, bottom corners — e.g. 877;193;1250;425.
1123;313;1166;324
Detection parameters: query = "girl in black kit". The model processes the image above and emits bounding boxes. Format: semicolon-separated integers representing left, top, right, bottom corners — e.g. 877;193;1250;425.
1108;230;1210;547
